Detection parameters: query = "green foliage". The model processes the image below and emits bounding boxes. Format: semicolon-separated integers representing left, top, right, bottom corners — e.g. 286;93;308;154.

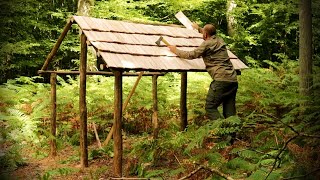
1;0;320;178
230;0;300;65
0;0;79;83
38;167;79;180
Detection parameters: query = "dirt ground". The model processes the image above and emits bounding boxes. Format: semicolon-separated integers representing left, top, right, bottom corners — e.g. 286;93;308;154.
2;145;115;180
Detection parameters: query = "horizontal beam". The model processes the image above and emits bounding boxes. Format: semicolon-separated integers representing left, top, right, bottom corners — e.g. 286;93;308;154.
38;70;166;76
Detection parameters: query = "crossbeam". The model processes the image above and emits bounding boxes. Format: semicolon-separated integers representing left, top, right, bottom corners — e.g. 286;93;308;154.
38;70;165;76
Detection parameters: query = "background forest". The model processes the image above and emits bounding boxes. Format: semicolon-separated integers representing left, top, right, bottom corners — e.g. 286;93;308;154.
0;0;320;179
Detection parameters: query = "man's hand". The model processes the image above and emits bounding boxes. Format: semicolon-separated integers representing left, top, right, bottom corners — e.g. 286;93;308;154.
168;45;177;54
191;22;199;30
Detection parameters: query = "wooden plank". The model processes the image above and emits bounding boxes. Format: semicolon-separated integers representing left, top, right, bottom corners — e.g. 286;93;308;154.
79;33;88;168
50;73;57;157
100;52;207;71
152;75;159;139
124;22;141;34
175;11;194;30
100;19;113;31
41;19;73;71
73;16;91;30
180;72;188;131
113;70;123;177
100;52;123;68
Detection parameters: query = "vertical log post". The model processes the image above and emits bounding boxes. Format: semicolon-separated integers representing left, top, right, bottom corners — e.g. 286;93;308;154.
79;33;88;168
103;71;144;147
152;75;159;139
180;72;188;131
114;70;123;177
50;73;57;157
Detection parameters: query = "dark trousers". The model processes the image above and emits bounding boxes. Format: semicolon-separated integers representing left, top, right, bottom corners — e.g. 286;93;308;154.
205;81;238;120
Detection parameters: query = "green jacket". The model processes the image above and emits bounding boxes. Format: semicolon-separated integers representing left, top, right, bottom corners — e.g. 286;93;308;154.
176;35;237;82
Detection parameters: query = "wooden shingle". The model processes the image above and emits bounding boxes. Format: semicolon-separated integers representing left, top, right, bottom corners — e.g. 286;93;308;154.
73;16;248;71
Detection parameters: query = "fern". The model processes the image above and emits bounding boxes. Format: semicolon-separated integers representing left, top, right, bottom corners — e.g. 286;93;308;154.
226;157;256;172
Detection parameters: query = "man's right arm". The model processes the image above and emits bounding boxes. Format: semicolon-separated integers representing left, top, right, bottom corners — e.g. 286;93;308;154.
175;41;207;59
192;22;203;34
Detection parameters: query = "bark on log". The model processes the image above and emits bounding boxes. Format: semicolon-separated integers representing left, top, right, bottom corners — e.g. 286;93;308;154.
180;72;188;131
113;70;123;177
38;70;165;76
103;72;144;146
79;33;88;168
50;73;57;157
93;122;102;149
152;75;159;139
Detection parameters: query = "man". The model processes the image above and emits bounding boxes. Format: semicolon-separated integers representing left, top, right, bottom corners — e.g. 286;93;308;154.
168;23;238;120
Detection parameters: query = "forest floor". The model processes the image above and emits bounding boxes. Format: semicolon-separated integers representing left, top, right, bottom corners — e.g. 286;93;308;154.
4;144;116;179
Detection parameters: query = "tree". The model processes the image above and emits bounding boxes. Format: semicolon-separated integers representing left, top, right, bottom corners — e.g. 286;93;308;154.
77;0;94;16
299;0;313;97
227;0;237;36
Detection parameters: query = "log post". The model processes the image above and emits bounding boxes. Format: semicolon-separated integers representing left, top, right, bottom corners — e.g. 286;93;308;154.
41;19;73;71
180;72;188;131
79;33;88;168
103;71;144;147
50;73;57;157
152;75;159;139
114;70;123;177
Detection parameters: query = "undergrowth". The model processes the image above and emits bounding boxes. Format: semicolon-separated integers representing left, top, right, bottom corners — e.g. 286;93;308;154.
0;61;320;179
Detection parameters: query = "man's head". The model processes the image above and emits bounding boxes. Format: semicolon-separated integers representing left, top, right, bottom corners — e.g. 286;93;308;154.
203;24;216;40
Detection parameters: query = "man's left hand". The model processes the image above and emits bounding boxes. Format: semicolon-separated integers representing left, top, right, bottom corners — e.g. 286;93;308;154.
168;45;177;54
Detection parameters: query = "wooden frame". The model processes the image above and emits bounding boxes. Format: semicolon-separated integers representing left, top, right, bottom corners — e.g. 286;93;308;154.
40;18;193;175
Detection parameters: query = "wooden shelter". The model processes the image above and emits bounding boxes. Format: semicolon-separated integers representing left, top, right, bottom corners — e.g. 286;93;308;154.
39;16;248;177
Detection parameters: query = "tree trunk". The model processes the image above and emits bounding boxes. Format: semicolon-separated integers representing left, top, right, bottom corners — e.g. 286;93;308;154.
227;0;237;37
77;0;94;16
299;0;313;97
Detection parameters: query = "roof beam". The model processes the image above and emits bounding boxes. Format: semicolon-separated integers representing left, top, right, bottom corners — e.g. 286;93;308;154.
41;18;73;71
38;70;166;76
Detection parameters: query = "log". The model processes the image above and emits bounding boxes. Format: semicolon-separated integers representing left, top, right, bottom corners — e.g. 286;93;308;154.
41;19;73;71
79;33;88;168
38;70;165;76
123;71;144;110
113;70;123;177
50;73;57;157
152;75;159;139
180;72;188;131
103;71;144;146
93;122;102;149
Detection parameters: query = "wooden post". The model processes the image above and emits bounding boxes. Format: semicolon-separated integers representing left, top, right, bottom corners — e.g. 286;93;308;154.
41;19;73;71
152;75;159;139
103;71;144;147
93;122;102;149
114;70;123;177
50;73;57;157
180;72;188;131
79;33;88;168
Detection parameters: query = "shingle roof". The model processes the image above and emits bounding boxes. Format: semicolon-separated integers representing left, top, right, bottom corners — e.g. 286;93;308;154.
72;16;248;71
